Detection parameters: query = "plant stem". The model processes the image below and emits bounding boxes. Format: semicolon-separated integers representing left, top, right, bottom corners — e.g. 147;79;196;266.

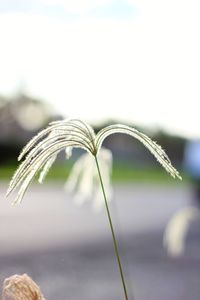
95;155;129;300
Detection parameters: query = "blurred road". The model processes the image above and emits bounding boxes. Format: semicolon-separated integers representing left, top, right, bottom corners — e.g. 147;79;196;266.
0;182;200;300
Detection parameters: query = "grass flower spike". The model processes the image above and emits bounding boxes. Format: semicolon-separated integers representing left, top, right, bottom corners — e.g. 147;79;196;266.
7;118;181;300
7;119;181;204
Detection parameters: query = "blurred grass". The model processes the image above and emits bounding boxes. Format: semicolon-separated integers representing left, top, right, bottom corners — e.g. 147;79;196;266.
0;161;187;184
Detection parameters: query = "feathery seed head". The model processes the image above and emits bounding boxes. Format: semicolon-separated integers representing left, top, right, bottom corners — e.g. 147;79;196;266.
7;118;181;204
2;273;45;300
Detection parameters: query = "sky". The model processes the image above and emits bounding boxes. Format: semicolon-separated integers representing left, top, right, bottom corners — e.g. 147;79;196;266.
0;0;200;138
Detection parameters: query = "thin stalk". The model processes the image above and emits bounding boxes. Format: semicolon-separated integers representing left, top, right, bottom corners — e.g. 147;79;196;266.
95;155;129;300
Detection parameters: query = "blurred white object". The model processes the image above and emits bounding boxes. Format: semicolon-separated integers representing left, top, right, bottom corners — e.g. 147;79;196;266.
163;206;200;257
65;147;113;210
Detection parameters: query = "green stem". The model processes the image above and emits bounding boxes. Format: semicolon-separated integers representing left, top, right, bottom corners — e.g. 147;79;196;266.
95;155;129;300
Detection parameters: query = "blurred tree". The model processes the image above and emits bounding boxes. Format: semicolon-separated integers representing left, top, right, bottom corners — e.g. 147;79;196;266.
0;92;62;164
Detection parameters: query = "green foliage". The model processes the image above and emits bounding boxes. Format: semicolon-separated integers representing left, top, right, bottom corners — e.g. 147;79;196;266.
0;162;187;183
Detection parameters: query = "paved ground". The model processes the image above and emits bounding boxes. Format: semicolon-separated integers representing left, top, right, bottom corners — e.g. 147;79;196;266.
0;182;200;300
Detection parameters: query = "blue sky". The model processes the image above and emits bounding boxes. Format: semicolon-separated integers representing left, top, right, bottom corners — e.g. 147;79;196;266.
0;0;136;19
0;0;199;138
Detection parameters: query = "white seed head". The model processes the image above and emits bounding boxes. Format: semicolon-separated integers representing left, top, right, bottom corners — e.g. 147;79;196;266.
7;118;181;204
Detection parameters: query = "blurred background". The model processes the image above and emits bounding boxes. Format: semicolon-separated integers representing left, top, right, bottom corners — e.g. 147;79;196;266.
0;1;200;299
